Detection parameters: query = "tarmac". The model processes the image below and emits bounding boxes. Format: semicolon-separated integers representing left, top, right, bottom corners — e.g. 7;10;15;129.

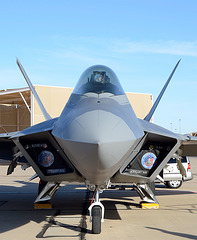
0;157;197;240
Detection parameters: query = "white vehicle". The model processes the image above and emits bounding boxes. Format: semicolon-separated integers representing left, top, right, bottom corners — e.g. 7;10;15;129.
160;156;193;188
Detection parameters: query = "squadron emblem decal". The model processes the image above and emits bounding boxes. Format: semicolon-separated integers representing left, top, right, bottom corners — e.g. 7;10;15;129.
38;150;54;168
141;152;156;169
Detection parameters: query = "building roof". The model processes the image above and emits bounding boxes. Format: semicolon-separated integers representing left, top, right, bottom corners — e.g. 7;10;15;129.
0;87;30;105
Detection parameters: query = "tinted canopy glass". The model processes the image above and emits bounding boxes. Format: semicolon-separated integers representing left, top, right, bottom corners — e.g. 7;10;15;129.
73;65;125;95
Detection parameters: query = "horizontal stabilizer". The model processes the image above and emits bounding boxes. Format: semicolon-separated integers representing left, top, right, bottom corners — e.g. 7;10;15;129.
144;59;181;122
16;58;51;121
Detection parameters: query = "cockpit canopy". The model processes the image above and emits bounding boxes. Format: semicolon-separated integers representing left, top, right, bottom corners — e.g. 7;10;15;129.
73;65;125;95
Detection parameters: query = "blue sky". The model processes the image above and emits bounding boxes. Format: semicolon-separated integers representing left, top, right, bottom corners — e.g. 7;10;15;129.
0;0;197;133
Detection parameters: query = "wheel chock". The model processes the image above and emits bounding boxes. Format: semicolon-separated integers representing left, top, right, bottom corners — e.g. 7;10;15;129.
34;202;52;209
140;202;159;209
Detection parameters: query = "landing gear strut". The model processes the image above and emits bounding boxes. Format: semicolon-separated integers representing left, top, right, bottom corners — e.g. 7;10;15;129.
35;180;60;203
134;183;159;209
88;189;104;234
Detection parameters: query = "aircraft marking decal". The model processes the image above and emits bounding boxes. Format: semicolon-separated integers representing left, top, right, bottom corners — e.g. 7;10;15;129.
38;150;54;168
141;152;157;169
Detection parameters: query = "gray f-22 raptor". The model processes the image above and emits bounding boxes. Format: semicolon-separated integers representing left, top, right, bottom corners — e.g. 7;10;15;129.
1;59;197;234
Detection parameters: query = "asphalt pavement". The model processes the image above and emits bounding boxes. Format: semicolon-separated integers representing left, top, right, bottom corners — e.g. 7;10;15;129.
0;157;197;240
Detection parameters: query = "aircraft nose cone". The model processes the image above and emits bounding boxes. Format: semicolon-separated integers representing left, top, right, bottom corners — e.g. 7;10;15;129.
53;109;144;184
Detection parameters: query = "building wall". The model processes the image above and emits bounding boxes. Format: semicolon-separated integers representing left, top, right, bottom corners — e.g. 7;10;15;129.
0;105;30;133
126;92;152;120
0;85;152;133
0;89;30;133
33;85;152;125
33;86;73;124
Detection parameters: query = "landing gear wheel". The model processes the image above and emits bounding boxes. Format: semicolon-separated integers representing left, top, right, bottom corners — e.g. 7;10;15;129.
92;206;102;234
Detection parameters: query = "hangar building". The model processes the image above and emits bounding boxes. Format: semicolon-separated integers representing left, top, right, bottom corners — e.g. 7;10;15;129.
0;85;152;133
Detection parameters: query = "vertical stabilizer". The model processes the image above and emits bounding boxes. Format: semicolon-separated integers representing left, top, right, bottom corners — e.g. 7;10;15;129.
144;59;181;122
17;58;51;121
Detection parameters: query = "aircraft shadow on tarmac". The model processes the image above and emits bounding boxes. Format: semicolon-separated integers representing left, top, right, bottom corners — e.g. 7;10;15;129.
146;227;197;240
0;181;196;238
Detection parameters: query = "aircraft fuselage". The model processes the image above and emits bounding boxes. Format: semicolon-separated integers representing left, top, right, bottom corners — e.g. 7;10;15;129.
52;92;144;185
52;65;145;185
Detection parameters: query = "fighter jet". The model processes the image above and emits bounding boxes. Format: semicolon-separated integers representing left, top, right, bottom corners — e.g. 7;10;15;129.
0;59;197;234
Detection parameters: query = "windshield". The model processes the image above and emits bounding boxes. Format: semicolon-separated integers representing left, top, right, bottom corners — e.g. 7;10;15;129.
73;65;125;95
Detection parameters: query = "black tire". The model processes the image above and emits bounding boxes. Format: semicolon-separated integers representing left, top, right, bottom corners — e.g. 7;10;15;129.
92;206;102;234
165;180;182;189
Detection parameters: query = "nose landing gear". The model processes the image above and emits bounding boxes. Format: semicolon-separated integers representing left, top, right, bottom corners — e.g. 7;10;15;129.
88;189;104;234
